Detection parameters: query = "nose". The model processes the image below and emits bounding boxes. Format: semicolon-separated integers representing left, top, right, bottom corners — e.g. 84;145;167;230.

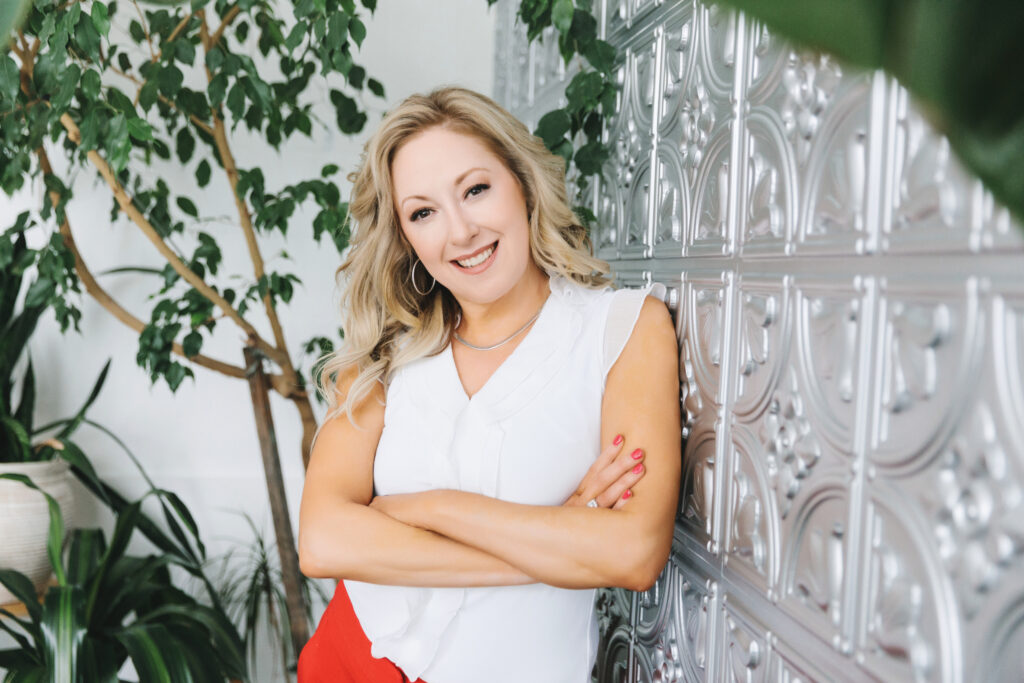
448;204;479;245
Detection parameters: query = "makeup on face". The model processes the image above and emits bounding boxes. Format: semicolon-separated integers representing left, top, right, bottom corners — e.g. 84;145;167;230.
391;127;533;305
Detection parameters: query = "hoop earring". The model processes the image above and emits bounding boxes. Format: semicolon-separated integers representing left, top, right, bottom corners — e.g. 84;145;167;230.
409;258;436;296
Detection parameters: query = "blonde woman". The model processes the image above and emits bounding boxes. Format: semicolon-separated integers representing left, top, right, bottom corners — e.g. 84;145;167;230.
297;86;681;683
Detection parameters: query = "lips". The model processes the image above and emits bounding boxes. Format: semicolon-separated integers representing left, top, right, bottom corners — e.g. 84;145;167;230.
451;241;498;268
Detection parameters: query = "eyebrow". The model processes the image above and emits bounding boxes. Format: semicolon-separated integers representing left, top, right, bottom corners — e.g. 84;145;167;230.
399;167;489;209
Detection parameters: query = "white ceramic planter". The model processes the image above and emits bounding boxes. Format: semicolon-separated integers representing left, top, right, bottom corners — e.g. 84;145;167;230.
0;459;76;605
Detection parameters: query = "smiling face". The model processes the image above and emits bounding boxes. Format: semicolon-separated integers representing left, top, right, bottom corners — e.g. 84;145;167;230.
391;125;540;308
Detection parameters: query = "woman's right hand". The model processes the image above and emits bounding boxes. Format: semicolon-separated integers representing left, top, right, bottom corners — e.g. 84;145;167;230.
563;434;646;511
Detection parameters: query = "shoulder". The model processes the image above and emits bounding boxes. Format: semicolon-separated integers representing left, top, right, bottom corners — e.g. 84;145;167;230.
620;296;676;367
322;363;386;434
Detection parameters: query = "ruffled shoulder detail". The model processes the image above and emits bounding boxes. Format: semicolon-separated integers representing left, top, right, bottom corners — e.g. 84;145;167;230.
547;272;613;312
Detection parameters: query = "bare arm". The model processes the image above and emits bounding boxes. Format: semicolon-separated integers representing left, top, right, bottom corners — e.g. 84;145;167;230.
372;297;682;593
297;366;536;587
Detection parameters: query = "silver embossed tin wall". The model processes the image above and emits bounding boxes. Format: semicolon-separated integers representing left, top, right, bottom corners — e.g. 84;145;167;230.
493;1;1024;681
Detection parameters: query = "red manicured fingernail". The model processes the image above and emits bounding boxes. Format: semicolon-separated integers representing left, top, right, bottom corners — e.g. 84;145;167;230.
613;434;624;446
633;463;643;474
631;449;643;460
622;490;632;500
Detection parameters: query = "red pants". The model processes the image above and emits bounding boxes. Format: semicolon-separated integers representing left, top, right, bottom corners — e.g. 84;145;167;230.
298;580;429;683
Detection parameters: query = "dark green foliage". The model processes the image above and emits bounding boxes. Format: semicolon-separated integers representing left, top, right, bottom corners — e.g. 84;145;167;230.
2;0;380;395
714;0;1024;227
502;0;618;221
210;514;329;678
0;219;107;465
0;468;247;682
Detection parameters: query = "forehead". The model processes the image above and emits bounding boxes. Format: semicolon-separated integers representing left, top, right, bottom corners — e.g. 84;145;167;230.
391;127;502;192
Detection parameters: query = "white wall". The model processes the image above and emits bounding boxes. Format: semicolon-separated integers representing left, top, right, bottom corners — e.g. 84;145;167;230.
0;1;495;680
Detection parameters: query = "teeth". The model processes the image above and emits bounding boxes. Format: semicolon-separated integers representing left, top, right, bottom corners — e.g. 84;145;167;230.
456;244;495;268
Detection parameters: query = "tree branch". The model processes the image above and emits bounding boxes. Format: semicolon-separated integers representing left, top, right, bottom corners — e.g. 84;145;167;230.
153;11;194;63
210;6;241;49
198;9;301;395
34;144;246;379
58;112;290;369
131;0;157;61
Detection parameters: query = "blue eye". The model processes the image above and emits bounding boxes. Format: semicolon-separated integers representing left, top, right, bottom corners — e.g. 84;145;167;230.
466;183;489;197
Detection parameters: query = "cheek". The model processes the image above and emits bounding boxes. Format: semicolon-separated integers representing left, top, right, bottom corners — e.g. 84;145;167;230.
402;227;445;265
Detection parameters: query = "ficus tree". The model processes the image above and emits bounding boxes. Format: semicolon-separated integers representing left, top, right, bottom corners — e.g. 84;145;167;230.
2;0;382;463
2;0;384;649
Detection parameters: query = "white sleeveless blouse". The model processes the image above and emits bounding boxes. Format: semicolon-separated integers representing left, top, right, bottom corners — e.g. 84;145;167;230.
343;273;666;683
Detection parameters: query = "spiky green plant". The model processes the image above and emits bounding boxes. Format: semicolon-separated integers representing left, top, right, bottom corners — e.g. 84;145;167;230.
207;513;329;681
0;475;248;682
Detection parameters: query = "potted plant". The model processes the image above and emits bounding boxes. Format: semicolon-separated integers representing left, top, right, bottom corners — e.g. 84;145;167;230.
0;227;111;606
0;473;247;681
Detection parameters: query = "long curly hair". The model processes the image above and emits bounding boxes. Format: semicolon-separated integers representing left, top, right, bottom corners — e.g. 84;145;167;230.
313;85;612;428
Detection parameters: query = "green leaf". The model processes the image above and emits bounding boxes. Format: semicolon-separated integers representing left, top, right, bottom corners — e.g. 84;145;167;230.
566;70;604;112
139;80;158;112
349;16;366;47
65;528;106;587
573;139;609;175
176;197;198;218
535;109;572;149
24;277;55;308
226;82;246;120
285;20;307;50
582;38;616;74
74;14;102;62
176;127;195;163
367;77;384;98
552;0;574;34
139;603;245;679
195;159;211;188
361;0;377;11
53;440;111;509
182;330;202;357
90;2;110;37
718;0;1024;227
0;55;20;105
0;568;42;623
79;69;101;102
55;359;111;443
347;65;365;89
40;585;85;682
328;12;348;45
0;646;40;672
127;118;153;141
117;623;189;683
207;72;228;107
157;65;184;97
0;0;33;56
569;9;597;42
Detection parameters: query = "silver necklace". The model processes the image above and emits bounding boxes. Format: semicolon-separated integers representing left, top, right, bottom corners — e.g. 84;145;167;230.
454;299;546;351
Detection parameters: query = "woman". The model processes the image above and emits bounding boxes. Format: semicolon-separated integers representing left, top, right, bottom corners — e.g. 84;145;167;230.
297;86;681;683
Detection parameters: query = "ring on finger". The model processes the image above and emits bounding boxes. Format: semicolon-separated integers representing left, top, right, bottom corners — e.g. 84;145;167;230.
586;498;599;508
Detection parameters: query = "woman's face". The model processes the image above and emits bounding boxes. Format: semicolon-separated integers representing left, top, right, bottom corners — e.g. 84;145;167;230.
391;126;535;306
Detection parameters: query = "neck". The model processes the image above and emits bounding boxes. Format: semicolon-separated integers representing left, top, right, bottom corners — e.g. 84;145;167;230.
454;265;550;346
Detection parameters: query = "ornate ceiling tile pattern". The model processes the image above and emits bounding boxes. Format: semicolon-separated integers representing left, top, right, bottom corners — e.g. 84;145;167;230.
494;1;1024;680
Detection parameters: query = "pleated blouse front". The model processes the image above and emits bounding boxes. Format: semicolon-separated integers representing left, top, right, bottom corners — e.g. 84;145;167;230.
343;273;665;683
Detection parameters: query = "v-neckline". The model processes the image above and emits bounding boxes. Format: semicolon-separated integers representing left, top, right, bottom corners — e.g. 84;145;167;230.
445;285;556;404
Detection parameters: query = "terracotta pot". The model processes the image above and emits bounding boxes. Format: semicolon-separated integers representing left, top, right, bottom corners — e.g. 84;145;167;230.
0;459;76;605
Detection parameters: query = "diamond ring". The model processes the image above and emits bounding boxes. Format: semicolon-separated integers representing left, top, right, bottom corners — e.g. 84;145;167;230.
586;498;599;508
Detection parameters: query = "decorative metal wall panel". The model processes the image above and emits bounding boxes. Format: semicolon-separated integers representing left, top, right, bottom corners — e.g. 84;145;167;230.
494;1;1024;681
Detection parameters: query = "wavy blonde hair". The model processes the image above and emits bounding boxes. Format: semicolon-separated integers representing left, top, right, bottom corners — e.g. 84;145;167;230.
313;85;612;429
